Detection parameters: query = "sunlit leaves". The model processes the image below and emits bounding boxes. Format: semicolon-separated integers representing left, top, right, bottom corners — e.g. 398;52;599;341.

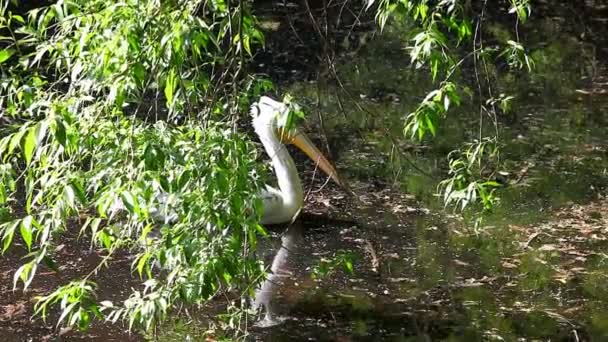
404;82;460;140
134;251;153;279
276;94;306;134
19;215;34;250
438;139;502;212
233;14;265;57
487;94;515;114
501;40;535;72
0;48;15;64
1;219;19;253
509;0;532;23
370;0;533;214
34;281;101;330
14;260;37;290
410;25;448;69
164;68;178;109
120;190;139;215
444;16;472;44
0;164;16;206
23;120;48;165
0;0;267;333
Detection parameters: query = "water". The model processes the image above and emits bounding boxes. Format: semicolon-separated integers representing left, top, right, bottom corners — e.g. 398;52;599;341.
156;3;608;341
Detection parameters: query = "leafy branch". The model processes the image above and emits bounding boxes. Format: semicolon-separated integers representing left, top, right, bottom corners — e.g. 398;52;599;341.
0;0;269;333
371;0;534;215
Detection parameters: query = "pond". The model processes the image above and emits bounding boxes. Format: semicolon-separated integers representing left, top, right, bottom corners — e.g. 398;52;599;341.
154;3;608;341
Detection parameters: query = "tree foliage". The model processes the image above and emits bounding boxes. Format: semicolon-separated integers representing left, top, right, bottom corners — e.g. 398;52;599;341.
0;0;268;332
370;0;533;215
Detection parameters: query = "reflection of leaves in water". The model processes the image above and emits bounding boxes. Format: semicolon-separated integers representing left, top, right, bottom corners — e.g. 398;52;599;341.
514;310;561;338
518;251;556;291
450;226;518;273
456;287;516;340
414;231;445;288
350;319;368;337
589;305;608;338
582;256;608;299
311;250;355;280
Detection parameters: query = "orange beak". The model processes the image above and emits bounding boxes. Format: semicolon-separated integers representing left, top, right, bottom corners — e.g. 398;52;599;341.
279;128;342;187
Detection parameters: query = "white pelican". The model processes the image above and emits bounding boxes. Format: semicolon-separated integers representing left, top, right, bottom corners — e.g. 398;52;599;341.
250;96;341;325
111;96;341;226
251;96;342;225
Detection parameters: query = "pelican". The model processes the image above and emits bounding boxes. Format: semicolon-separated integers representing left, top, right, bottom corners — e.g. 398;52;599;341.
251;96;342;224
111;97;341;226
250;97;342;325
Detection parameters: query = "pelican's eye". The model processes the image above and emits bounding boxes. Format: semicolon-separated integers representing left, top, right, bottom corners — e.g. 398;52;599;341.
249;103;261;117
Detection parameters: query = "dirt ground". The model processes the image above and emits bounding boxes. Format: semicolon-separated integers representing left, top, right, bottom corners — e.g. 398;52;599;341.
0;227;143;341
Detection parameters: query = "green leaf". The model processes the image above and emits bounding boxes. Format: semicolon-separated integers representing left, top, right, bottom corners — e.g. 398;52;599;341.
120;190;138;214
136;252;150;278
139;224;153;241
132;62;145;86
20;215;33;250
255;224;268;238
14;260;36;290
96;193;113;218
11;14;25;24
7;129;26;159
425;114;436;136
97;230;112;250
243;35;251;56
81;217;102;245
0;49;15;64
177;170;191;190
0;137;10;160
53;118;67;146
483;180;502;187
13;263;29;289
343;259;354;274
57;302;77;327
164;69;177;106
63;185;76;208
23;126;37;165
69;180;87;203
2;220;19;253
0;186;5;206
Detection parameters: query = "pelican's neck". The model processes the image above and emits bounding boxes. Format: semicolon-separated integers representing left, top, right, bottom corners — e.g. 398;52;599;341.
258;125;303;208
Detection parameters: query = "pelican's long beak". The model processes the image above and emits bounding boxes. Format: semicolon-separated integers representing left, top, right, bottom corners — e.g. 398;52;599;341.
282;129;342;187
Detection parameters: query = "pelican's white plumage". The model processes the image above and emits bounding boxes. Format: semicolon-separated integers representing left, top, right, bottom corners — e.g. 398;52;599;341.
252;97;304;224
251;96;341;224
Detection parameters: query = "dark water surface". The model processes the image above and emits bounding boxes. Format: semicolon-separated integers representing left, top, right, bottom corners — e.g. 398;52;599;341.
155;3;608;341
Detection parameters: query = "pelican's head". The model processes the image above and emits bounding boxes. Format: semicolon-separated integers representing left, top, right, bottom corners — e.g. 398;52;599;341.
250;96;342;187
250;96;290;132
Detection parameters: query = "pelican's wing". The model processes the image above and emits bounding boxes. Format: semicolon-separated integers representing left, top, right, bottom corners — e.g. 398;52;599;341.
148;192;178;224
109;191;177;224
259;185;285;225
